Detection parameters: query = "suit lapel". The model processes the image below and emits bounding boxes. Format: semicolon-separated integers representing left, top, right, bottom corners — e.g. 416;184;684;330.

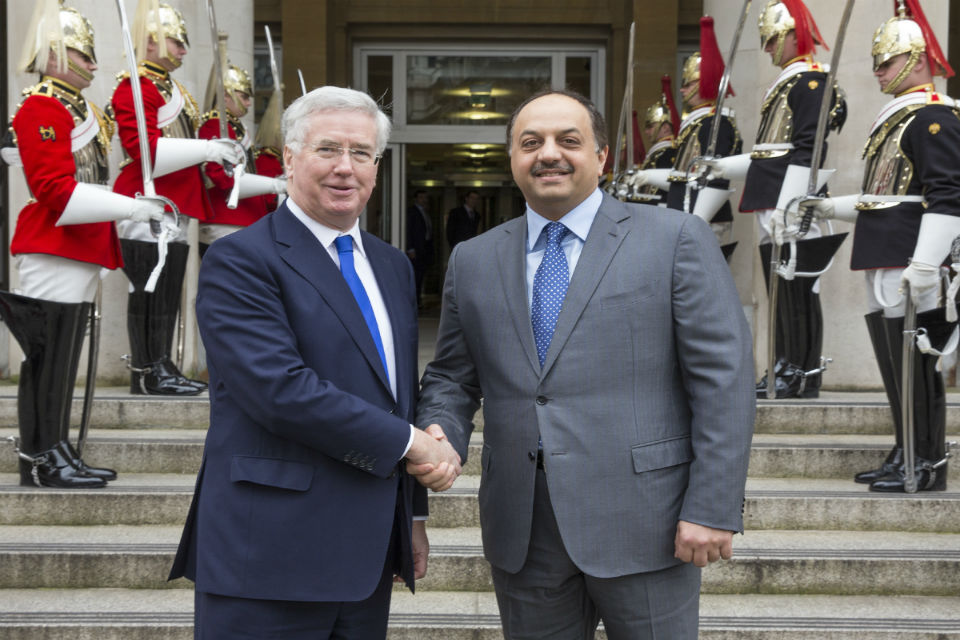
273;205;392;396
365;234;412;411
540;195;632;377
496;217;541;374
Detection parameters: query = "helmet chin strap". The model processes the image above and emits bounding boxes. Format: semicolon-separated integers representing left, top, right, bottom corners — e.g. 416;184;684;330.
67;57;94;82
884;49;921;94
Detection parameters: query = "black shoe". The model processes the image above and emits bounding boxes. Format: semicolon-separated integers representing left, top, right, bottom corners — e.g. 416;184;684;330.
57;440;117;482
756;359;807;399
854;447;903;484
131;359;204;396
21;442;107;489
869;461;946;492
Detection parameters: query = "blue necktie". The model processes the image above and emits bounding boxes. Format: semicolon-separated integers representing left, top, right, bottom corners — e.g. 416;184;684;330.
334;235;389;382
531;222;570;367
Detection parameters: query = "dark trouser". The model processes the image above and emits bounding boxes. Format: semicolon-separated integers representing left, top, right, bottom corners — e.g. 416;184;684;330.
194;527;397;640
490;468;700;640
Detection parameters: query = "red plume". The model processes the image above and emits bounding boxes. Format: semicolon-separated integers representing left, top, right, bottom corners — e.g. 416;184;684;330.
631;110;645;165
661;74;680;133
698;16;733;100
781;0;828;55
903;0;955;77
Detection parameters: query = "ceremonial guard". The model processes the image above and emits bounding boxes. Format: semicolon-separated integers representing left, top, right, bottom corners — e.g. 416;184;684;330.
796;0;960;491
632;75;679;206
1;2;166;487
197;59;285;254
626;17;742;238
705;0;848;398
252;76;285;214
111;2;243;396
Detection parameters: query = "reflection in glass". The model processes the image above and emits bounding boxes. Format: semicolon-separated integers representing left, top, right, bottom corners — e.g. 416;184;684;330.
565;56;591;99
368;56;393;118
406;55;551;125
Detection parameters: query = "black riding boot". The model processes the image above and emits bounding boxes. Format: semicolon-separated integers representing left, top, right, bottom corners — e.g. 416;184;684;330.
871;310;949;492
778;277;824;398
121;240;205;395
854;312;903;484
0;292;106;488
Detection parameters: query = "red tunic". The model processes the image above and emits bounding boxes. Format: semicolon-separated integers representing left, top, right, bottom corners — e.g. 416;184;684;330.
254;147;284;213
197;116;268;227
111;66;213;221
10;86;122;269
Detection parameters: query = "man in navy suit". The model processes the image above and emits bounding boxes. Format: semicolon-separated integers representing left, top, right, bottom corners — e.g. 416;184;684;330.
169;86;462;639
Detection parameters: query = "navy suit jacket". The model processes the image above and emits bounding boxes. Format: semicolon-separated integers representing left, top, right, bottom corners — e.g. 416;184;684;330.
169;203;426;602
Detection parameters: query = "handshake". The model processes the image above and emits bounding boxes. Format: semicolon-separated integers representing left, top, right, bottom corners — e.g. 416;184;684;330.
405;424;463;492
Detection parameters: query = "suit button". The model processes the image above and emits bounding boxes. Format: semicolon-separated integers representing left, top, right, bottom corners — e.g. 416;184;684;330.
389;406;398;415
528;451;536;461
536;396;548;405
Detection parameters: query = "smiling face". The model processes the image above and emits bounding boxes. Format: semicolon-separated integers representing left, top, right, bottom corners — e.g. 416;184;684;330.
509;93;607;220
283;110;379;231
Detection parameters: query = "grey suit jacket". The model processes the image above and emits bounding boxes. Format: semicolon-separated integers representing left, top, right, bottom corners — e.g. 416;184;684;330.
417;193;755;578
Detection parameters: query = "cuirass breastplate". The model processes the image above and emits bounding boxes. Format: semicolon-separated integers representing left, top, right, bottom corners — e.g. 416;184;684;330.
752;78;797;159
860;108;917;199
671;119;703;179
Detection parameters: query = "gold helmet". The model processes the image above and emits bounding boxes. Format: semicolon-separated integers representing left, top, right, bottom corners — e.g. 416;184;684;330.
681;52;701;89
18;1;96;74
225;65;253;100
758;1;825;65
133;1;189;67
644;75;679;141
758;1;795;52
872;1;953;94
644;100;670;131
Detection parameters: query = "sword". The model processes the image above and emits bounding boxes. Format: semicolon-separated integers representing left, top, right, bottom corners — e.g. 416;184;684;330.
901;281;918;493
703;0;751;162
686;1;751;213
611;23;636;189
265;26;281;94
114;0;180;294
76;283;102;456
298;68;307;96
205;0;229;141
766;0;855;399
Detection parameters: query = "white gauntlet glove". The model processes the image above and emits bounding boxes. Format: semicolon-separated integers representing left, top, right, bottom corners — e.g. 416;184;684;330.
58;183;164;225
152;138;245;178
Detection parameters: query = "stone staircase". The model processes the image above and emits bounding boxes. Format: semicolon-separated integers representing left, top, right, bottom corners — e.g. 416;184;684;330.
1;390;959;639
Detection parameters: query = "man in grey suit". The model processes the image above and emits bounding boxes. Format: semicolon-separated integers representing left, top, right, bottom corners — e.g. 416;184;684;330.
414;89;755;638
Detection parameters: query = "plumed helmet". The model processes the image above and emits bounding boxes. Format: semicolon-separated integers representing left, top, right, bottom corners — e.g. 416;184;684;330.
19;1;97;73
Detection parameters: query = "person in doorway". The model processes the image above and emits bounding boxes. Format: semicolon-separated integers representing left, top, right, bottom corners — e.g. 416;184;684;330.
446;189;481;249
406;189;434;308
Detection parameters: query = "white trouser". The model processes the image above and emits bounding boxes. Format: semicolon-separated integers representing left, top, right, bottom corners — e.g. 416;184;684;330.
117;218;190;243
198;223;243;246
16;254;101;303
865;268;939;318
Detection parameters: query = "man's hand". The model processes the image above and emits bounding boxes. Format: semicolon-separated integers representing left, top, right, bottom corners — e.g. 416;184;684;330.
901;260;940;305
674;520;734;568
405;424;461;491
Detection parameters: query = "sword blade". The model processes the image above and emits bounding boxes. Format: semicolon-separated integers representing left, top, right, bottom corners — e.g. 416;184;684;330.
704;0;752;160
766;242;781;400
265;26;281;94
114;0;156;197
901;284;918;493
611;22;636;179
205;0;228;140
806;0;855;195
77;286;102;456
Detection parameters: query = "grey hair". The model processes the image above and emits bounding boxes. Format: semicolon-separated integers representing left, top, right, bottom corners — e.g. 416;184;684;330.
282;86;391;154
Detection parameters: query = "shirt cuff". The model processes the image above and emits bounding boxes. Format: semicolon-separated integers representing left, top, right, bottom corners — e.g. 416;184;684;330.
402;424;416;459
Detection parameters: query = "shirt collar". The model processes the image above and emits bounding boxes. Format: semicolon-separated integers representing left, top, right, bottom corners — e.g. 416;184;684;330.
286;197;366;258
526;188;602;251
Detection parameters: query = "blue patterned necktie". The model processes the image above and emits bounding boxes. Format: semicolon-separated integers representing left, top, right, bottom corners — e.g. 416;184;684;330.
334;235;389;382
531;222;570;367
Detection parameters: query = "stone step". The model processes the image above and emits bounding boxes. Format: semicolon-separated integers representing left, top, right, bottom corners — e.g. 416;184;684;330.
1;589;959;639
1;525;958;596
2;473;958;532
4;428;955;480
2;388;960;435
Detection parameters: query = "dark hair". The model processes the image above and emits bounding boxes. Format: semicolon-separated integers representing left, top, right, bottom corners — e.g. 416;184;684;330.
505;88;608;153
412;189;427;198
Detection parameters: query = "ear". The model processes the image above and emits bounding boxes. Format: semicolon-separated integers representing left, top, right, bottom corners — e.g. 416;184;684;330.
596;145;609;176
